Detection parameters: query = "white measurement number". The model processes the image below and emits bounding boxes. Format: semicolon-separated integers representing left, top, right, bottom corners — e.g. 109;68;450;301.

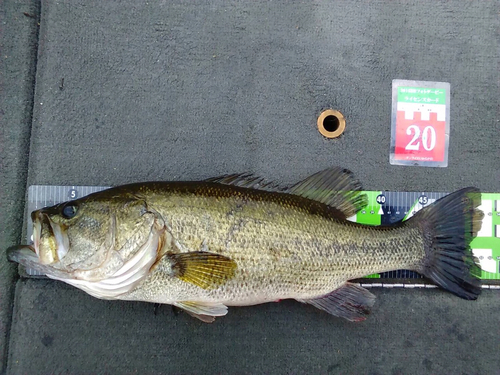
405;125;436;151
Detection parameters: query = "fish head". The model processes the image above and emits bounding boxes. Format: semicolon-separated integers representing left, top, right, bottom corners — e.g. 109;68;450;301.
8;193;164;284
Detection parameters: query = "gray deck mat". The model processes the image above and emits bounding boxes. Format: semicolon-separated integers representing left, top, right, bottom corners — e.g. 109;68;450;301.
0;0;40;372
3;1;500;373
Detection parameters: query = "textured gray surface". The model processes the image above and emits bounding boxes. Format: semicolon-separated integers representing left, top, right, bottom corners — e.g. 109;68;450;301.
0;0;39;372
7;280;500;374
27;0;499;191
3;0;500;373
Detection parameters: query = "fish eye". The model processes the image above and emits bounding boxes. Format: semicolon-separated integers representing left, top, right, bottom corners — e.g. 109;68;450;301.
61;203;78;219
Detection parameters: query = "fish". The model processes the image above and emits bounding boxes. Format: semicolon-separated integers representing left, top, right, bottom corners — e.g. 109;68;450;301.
7;167;483;323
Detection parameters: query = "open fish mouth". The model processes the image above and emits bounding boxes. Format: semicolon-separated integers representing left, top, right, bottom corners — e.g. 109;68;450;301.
7;211;70;277
31;210;69;265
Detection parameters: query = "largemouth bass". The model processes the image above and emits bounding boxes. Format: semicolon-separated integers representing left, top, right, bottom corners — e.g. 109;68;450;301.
8;167;483;322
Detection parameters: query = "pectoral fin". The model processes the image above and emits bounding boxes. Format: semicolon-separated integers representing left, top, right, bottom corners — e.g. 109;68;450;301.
297;283;376;322
169;251;237;289
175;301;228;323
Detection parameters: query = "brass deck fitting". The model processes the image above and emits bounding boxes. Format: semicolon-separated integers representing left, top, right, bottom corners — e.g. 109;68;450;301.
317;109;346;138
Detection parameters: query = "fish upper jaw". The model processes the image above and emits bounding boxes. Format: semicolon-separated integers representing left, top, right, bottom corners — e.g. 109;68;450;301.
32;210;69;265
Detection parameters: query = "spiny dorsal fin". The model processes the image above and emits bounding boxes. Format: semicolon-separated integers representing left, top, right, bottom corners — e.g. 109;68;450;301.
169;251;237;289
207;167;367;217
286;167;367;218
205;173;282;191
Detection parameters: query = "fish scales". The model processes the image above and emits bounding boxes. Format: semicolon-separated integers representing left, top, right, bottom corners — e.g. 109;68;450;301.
124;183;425;304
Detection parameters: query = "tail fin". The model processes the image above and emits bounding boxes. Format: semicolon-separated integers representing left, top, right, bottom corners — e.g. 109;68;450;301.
411;187;483;300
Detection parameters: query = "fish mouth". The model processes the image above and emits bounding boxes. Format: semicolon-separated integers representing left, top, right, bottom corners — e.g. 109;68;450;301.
8;210;70;275
32;210;69;265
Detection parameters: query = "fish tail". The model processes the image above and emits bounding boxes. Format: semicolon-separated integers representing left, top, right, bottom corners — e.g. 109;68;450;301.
410;187;483;300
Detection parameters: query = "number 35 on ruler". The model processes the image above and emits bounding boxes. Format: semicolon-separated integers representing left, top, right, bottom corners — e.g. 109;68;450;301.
393;110;447;163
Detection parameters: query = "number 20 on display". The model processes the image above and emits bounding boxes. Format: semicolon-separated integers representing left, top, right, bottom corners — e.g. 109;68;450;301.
393;111;446;163
405;125;436;151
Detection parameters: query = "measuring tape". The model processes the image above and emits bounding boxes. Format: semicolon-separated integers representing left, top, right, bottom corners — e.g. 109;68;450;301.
23;185;500;288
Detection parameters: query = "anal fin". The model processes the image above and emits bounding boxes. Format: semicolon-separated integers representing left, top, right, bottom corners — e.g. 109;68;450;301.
298;282;376;322
175;301;228;323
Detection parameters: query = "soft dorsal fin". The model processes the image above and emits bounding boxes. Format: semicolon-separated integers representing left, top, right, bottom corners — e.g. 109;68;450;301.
285;167;367;218
207;167;367;218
